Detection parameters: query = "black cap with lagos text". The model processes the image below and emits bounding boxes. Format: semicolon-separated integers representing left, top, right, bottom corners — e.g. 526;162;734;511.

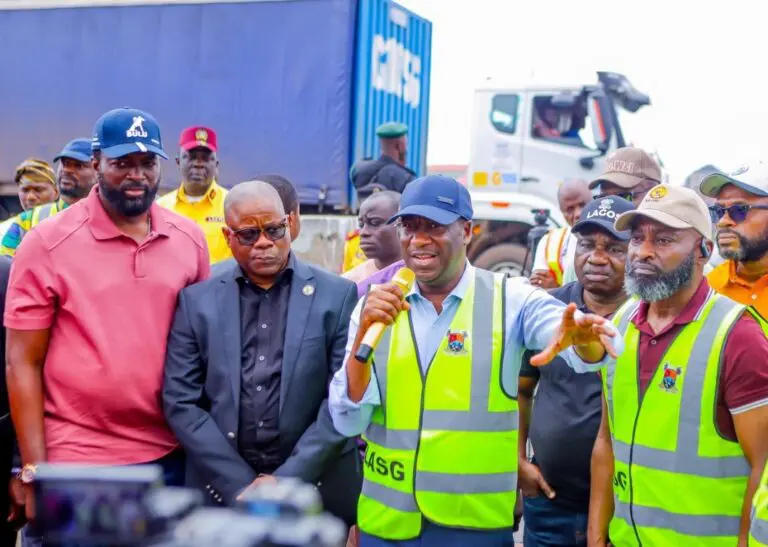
572;197;636;240
91;107;168;159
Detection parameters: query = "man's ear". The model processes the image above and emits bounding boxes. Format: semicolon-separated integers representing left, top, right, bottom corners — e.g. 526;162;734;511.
463;220;473;244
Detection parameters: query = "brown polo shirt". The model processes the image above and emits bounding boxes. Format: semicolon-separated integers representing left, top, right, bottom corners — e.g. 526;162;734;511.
632;279;768;441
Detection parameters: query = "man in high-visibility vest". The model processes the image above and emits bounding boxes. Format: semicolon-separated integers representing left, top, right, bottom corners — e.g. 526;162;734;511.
750;461;768;546
530;178;591;288
329;175;623;547
1;139;96;257
587;184;768;547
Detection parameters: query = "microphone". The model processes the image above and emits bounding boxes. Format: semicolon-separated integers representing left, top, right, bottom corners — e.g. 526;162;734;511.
353;267;415;363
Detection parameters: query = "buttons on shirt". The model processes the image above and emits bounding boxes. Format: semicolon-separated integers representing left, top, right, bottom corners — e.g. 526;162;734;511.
258;421;264;427
261;324;267;329
752;294;758;301
256;385;263;392
650;340;657;346
259;355;265;362
227;432;235;439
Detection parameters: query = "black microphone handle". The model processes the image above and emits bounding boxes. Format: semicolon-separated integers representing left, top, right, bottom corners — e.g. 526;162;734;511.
354;344;374;363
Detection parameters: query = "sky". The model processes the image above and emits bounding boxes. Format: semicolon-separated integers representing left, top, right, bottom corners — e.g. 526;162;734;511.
395;0;768;184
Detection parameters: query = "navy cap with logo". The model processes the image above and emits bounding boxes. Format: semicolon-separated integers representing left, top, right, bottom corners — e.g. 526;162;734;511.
91;107;168;160
571;196;635;241
54;138;93;163
387;175;473;225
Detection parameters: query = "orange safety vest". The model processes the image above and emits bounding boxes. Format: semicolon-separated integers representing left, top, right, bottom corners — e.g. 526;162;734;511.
544;227;569;286
342;229;367;273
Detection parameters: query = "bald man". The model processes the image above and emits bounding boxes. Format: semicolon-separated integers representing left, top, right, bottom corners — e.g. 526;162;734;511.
343;191;402;283
163;180;363;526
530;179;592;289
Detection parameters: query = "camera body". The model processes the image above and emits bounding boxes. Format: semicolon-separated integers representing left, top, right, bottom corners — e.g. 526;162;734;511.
32;463;347;547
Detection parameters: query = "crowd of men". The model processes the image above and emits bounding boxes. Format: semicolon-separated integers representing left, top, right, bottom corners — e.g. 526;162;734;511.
0;105;765;547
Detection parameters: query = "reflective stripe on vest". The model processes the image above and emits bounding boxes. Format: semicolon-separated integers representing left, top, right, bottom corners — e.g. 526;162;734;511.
750;457;768;546
605;292;749;546
544;227;568;285
31;202;56;227
358;268;517;540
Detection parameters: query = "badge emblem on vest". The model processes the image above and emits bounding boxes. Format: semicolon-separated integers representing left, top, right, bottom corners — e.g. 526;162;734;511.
445;330;468;354
659;363;683;393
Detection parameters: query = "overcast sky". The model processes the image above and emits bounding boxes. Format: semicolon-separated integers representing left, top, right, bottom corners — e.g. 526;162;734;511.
396;0;768;183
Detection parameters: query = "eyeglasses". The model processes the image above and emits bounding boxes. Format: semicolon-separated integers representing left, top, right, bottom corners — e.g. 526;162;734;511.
708;204;768;223
231;218;288;245
594;190;644;203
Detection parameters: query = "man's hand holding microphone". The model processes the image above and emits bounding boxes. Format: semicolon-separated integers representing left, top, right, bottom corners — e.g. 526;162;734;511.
346;268;415;403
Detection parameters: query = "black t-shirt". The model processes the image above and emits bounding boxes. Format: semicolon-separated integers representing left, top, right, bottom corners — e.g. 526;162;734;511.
520;281;602;512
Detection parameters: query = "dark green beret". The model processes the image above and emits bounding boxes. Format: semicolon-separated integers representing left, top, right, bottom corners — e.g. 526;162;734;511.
376;122;408;139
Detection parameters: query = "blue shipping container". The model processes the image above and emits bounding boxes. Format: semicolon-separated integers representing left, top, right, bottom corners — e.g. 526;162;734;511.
0;0;431;210
351;0;432;205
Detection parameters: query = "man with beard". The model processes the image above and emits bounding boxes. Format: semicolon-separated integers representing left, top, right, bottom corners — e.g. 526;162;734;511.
330;175;622;547
1;139;96;257
588;185;768;547
699;162;768;319
519;197;633;547
4;107;209;546
158;126;231;264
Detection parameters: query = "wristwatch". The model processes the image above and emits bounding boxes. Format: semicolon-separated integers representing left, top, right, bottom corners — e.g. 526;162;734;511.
19;464;37;485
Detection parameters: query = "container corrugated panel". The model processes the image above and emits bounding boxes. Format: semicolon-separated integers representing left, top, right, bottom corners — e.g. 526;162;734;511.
0;0;358;208
351;0;431;197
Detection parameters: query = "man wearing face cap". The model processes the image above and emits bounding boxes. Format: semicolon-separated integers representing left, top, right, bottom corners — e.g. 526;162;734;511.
700;161;768;318
4;107;210;545
329;175;622;546
1;139;97;258
588;184;768;547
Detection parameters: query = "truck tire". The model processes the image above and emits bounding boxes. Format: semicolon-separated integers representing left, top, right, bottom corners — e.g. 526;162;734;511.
472;243;528;277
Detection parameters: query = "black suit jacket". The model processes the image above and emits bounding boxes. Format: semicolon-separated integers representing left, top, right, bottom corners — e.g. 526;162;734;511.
162;257;361;524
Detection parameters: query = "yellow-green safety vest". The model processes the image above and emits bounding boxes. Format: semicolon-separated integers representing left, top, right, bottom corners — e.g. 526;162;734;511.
604;291;751;546
357;268;518;540
751;461;768;546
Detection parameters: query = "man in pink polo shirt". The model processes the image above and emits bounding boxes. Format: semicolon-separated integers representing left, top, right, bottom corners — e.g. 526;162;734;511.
4;107;209;536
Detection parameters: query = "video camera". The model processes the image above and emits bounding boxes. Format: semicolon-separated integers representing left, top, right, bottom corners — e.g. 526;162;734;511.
32;463;347;546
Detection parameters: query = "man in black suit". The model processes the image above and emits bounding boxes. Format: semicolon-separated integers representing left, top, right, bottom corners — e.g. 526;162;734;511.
163;180;361;526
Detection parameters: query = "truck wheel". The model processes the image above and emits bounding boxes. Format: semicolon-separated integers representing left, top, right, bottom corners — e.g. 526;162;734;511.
472;243;528;277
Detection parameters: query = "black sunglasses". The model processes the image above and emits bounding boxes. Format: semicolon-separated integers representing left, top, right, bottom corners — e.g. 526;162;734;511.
708;204;768;223
231;218;288;246
595;190;643;202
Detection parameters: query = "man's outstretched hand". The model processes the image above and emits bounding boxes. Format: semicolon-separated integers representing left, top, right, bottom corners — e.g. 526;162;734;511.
529;303;618;367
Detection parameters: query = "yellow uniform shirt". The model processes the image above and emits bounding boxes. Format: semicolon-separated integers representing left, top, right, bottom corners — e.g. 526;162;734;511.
342;229;367;272
707;259;768;319
157;181;231;264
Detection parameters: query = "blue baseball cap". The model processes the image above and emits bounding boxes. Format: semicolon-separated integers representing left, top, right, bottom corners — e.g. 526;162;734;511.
91;107;168;159
53;138;93;163
387;175;473;225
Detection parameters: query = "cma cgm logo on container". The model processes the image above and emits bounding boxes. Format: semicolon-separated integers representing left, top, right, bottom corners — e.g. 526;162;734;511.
371;10;422;108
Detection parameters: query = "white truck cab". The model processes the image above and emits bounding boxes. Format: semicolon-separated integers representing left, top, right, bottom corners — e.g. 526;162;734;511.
466;71;660;274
